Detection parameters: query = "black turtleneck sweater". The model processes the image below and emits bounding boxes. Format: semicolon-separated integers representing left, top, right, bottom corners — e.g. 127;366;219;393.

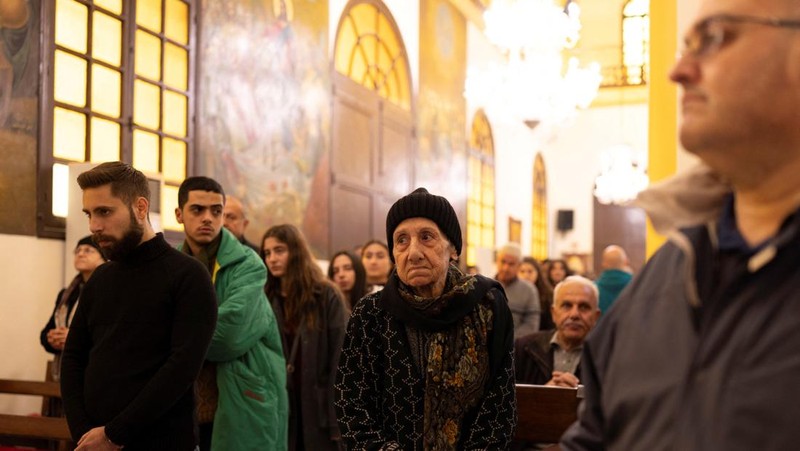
60;233;218;450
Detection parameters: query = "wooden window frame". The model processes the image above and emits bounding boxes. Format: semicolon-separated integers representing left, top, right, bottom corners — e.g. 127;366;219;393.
37;0;197;239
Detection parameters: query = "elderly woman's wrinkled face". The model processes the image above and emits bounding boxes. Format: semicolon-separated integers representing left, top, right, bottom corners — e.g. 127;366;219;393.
392;217;456;298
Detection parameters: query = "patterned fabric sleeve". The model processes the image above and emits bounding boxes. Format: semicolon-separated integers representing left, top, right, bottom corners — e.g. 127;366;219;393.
461;293;518;449
335;295;401;450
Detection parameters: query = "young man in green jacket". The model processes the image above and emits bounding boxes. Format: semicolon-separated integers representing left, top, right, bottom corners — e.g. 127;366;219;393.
176;176;288;451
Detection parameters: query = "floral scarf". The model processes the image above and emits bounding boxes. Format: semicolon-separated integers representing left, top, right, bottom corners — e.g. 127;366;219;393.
381;265;499;450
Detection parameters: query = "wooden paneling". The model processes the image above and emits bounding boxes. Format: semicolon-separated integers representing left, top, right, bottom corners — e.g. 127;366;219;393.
330;185;372;254
332;79;375;187
379;102;414;198
593;198;646;275
330;72;414;255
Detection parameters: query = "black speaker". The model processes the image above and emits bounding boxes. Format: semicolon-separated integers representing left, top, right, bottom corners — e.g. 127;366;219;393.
557;209;574;231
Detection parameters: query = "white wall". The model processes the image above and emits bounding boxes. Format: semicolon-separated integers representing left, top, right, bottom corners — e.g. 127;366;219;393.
0;234;65;415
543;104;649;259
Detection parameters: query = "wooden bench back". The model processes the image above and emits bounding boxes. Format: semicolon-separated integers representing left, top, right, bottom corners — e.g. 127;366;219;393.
0;378;72;445
515;384;583;443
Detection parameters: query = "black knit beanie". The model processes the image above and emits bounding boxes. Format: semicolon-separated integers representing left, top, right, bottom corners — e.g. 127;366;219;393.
77;235;104;256
385;187;462;262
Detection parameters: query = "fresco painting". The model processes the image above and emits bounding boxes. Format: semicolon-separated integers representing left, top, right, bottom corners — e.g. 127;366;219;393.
0;0;38;235
197;0;331;246
417;0;468;216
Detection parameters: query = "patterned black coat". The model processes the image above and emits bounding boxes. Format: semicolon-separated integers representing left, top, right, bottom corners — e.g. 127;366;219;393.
335;287;517;450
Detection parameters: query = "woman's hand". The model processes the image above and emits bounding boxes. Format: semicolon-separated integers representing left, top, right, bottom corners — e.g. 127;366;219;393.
46;326;69;350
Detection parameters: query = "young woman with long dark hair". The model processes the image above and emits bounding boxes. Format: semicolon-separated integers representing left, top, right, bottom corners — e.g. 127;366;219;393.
261;224;347;451
327;250;368;311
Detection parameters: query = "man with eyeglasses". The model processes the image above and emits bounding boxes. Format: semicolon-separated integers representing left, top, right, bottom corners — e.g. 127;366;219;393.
561;1;800;450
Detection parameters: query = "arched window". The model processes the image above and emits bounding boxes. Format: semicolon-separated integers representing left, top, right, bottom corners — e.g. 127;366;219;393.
531;153;548;261
41;0;194;235
466;110;495;267
333;0;411;110
622;0;649;86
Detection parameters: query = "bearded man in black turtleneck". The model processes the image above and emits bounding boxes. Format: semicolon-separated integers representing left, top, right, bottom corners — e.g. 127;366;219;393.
61;162;218;451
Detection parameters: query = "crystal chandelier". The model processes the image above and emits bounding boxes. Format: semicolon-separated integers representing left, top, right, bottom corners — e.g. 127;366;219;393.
465;0;601;129
593;144;649;205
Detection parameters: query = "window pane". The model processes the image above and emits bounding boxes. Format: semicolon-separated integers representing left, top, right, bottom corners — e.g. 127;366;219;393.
133;79;161;129
91;64;121;117
161;184;181;231
54;50;87;107
133;129;160;173
53;107;86;161
162;137;186;183
334;20;357;74
93;11;122;66
165;0;189;45
55;0;88;53
95;0;123;15
163;43;188;90
351;5;376;35
90;117;121;162
135;30;162;81
163;90;187;136
52;163;70;218
137;0;163;33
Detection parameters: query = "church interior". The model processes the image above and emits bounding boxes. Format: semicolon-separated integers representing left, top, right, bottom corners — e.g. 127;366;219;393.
0;0;697;417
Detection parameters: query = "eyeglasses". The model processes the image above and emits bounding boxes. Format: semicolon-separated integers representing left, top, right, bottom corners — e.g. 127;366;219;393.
680;14;800;58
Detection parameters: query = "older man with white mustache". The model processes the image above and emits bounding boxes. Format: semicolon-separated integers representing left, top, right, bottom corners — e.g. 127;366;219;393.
514;276;600;387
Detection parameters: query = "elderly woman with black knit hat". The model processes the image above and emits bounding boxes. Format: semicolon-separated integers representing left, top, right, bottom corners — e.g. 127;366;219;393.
40;236;107;378
335;188;517;450
39;235;106;416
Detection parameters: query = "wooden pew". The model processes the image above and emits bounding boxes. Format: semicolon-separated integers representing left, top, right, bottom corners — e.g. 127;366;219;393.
515;384;583;444
0;378;72;449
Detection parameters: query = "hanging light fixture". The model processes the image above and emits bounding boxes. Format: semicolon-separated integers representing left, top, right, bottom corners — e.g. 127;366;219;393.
593;144;649;205
465;0;601;130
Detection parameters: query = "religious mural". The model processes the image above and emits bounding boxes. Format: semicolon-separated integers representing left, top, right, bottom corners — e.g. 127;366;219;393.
0;0;38;235
417;0;468;218
197;0;330;247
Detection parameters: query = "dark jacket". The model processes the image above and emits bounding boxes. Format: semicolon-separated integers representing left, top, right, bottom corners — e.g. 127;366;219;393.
515;329;582;385
335;278;517;450
40;277;83;354
272;283;347;451
60;234;217;450
561;212;800;450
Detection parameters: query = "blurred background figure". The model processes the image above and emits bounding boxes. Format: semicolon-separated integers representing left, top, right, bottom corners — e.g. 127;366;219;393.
547;258;573;288
595;245;633;314
328;250;368;311
262;224;348;451
40;236;106;382
519;256;554;331
223;195;260;253
360;239;393;290
466;265;480;275
495;243;541;338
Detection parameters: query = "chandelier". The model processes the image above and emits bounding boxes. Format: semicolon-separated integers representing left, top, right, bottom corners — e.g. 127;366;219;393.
593;144;649;205
465;0;601;130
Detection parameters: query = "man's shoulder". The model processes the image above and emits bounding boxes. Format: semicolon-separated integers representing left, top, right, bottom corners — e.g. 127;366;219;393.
517;329;555;347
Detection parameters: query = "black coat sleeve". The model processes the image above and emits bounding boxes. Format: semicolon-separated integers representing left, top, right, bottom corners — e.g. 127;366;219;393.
40;289;64;354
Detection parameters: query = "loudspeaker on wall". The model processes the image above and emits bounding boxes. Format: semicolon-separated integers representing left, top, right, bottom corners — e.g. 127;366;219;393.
557;209;574;232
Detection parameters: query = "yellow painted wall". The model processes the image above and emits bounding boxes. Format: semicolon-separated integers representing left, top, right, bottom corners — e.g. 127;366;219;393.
647;0;677;257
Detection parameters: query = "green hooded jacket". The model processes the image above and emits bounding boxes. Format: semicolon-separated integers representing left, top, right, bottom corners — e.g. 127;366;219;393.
181;228;288;450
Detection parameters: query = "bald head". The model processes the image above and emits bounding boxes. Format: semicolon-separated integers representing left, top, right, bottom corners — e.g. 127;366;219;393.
223;195;249;239
601;245;628;271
